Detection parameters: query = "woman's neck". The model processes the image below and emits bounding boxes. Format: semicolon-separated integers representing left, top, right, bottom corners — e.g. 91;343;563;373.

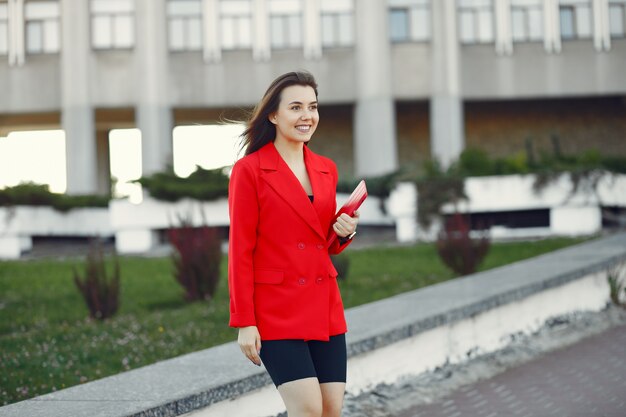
274;138;304;165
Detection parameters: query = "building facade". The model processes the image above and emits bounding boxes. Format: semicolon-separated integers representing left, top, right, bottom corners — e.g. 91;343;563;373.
1;0;625;195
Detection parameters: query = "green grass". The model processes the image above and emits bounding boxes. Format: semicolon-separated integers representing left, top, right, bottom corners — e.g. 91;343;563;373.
0;237;588;405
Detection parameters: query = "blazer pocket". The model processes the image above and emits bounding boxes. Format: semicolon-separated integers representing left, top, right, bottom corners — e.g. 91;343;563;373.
254;269;285;284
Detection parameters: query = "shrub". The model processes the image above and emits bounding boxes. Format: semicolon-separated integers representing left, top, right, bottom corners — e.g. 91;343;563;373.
73;242;120;320
608;263;626;309
135;166;229;202
436;213;490;276
337;170;402;214
415;160;466;228
168;218;222;302
0;182;109;211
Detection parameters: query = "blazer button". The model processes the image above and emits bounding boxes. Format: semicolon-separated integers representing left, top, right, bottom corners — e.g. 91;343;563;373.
315;277;324;284
298;277;307;285
297;242;306;250
316;244;324;250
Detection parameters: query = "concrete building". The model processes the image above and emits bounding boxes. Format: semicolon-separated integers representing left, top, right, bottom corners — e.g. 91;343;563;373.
1;0;625;195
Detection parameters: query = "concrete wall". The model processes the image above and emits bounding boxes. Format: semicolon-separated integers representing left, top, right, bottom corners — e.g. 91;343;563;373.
461;40;626;99
465;96;626;157
91;52;136;107
308;104;355;177
0;55;60;112
396;101;431;170
2;40;625;113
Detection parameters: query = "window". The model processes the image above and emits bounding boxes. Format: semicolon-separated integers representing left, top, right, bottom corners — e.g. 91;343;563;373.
25;1;60;54
0;2;7;55
91;0;135;49
167;0;202;51
458;0;494;44
609;0;626;37
511;0;543;42
220;0;252;50
559;0;592;39
321;0;353;47
269;0;302;49
388;0;430;42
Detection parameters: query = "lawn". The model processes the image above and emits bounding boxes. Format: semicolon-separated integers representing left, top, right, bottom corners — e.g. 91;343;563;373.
0;237;588;405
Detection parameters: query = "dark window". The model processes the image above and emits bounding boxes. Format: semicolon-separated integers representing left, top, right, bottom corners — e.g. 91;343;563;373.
559;0;592;40
445;209;551;230
388;0;430;42
609;1;626;37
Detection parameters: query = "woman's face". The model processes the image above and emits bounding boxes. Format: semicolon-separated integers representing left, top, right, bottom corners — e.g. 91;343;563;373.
270;85;319;146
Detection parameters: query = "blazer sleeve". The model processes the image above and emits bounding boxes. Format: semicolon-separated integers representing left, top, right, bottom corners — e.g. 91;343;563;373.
327;160;354;255
228;160;259;328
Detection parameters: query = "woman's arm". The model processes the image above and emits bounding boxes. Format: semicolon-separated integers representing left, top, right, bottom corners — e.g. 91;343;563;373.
227;161;259;328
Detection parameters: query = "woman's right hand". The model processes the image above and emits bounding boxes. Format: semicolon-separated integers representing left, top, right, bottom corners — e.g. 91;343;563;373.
238;326;262;366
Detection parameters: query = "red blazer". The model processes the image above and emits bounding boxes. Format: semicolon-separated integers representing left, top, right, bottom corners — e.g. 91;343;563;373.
228;142;352;341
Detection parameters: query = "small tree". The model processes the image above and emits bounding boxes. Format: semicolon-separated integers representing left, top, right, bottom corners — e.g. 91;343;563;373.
436;213;490;276
608;262;626;309
73;242;120;320
168;217;222;302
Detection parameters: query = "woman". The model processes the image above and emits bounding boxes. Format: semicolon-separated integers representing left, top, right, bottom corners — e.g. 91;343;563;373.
228;71;359;417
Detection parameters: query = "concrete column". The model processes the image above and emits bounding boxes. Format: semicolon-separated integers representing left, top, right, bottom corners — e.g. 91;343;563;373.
203;0;221;62
592;0;611;51
252;0;270;61
135;0;173;176
303;0;321;59
8;0;25;66
61;0;98;194
430;0;464;169
96;130;111;195
495;0;513;55
543;0;561;53
353;0;398;177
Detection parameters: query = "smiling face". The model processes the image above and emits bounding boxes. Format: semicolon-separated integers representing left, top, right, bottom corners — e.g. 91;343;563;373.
270;84;319;146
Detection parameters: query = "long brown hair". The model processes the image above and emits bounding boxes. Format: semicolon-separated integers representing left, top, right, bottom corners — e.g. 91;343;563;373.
241;71;318;156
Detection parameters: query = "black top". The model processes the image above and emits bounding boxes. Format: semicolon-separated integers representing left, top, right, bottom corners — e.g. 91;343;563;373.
308;195;314;203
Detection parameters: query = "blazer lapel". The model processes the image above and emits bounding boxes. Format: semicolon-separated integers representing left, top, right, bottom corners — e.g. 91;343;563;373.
259;143;327;240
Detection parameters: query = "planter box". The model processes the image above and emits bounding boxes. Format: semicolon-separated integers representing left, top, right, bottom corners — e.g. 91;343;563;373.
0;206;113;259
109;192;392;254
439;172;626;239
386;173;626;243
110;196;229;254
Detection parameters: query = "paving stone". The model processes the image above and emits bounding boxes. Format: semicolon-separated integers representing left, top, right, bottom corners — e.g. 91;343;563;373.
396;324;626;417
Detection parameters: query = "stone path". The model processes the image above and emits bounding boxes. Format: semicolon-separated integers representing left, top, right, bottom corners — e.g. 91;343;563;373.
397;323;626;417
340;306;626;417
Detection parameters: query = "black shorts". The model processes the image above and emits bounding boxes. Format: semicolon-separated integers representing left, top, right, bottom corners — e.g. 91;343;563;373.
259;333;347;387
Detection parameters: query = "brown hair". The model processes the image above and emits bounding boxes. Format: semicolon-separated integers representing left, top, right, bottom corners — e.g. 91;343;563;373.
240;71;318;156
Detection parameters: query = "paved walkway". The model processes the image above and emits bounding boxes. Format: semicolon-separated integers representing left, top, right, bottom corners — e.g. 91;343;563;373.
396;324;626;417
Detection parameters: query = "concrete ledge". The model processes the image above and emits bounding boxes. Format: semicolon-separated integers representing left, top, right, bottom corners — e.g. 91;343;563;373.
1;233;625;417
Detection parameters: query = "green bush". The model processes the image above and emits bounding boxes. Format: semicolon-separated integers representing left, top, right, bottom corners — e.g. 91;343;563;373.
415;146;626;227
337;170;402;199
0;183;109;211
608;263;626;309
135;166;229;202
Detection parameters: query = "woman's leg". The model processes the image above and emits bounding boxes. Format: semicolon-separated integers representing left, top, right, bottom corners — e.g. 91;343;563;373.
277;377;323;417
260;339;322;416
319;382;346;417
308;334;348;417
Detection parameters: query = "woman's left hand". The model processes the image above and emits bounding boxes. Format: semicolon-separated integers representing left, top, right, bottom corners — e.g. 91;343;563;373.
333;210;360;238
